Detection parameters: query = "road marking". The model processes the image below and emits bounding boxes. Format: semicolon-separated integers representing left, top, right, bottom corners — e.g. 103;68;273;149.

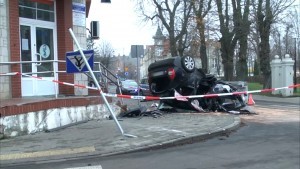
0;146;95;161
64;165;102;169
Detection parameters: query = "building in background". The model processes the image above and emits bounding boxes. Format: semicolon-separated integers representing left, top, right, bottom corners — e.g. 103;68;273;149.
140;26;171;79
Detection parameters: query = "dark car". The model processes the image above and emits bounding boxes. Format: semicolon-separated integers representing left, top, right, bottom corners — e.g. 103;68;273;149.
116;79;151;96
116;80;139;95
139;78;152;96
148;56;248;112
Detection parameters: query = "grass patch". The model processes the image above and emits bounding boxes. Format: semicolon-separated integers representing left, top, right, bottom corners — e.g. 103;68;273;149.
247;82;263;91
293;88;300;96
248;82;300;97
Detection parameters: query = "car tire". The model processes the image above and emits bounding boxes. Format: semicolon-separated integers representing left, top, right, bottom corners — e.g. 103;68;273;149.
181;56;195;72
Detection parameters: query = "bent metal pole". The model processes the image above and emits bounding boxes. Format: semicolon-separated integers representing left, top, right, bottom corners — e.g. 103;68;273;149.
68;28;135;138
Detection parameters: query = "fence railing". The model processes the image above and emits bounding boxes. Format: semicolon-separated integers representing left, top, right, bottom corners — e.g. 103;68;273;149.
0;59;121;99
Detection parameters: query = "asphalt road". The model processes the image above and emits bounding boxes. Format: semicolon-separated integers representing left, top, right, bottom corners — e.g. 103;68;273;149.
6;101;299;169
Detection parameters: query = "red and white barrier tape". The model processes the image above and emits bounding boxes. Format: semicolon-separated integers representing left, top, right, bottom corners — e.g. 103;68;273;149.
1;72;300;101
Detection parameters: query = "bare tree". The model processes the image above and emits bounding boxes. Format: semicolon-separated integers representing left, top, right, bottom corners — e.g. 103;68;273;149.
191;0;213;73
137;0;192;56
234;0;251;81
96;40;115;68
215;0;239;80
256;0;294;88
286;6;300;87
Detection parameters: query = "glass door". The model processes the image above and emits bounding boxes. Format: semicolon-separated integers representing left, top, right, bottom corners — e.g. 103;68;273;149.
19;0;57;97
36;27;54;77
20;24;57;96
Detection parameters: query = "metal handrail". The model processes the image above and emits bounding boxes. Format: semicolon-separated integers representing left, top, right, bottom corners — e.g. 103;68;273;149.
0;60;65;65
0;59;123;99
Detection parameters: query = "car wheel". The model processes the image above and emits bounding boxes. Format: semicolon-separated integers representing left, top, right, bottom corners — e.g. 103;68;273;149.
181;56;195;72
139;90;144;96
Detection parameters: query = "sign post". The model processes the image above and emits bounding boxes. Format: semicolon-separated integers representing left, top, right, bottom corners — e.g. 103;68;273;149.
68;28;136;138
66;50;94;73
131;45;144;106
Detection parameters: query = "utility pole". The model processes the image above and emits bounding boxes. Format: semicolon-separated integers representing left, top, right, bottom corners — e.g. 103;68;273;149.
293;37;299;92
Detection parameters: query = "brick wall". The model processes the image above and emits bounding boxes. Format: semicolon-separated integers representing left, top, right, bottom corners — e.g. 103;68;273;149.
57;0;75;96
9;0;21;98
0;96;110;117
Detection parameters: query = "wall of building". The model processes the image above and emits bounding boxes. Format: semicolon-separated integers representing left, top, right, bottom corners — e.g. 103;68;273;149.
73;26;88;96
9;0;22;98
1;103;120;138
57;0;75;96
0;0;11;99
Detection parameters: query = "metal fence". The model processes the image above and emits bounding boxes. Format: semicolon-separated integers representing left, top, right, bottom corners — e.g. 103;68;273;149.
0;59;121;98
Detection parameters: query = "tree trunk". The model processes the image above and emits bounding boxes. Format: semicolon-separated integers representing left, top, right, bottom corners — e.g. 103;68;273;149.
236;36;249;80
219;33;236;81
169;36;178;56
257;0;272;88
216;0;237;81
223;59;234;81
199;25;208;73
234;0;250;81
259;37;271;88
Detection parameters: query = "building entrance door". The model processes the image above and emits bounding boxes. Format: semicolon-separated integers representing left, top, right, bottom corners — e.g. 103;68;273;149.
20;23;57;96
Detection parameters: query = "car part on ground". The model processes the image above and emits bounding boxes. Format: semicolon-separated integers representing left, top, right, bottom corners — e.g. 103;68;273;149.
118;106;163;118
148;56;254;114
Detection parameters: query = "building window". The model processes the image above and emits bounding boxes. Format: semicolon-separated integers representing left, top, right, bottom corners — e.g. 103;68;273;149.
19;0;55;22
212;58;217;68
155;47;163;57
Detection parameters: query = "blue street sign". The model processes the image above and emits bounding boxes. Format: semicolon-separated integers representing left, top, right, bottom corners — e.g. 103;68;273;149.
125;72;129;76
66;50;94;73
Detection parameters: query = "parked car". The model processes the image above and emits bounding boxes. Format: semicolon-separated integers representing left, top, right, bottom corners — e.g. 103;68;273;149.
148;56;249;113
116;79;151;96
139;78;152;96
116;80;139;95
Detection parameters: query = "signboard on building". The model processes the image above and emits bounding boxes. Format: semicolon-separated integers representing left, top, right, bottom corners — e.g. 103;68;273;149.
72;2;85;27
66;50;94;73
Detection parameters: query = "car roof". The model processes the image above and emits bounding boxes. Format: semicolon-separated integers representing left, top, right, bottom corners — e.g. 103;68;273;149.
122;80;137;84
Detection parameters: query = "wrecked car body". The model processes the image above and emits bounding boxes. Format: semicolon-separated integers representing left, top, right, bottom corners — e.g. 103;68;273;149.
148;56;253;114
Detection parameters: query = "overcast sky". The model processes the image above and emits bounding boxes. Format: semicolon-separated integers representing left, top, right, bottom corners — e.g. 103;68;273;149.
86;0;156;56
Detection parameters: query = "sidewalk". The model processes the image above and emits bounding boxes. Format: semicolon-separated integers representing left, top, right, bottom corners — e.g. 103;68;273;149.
252;94;300;104
0;112;240;167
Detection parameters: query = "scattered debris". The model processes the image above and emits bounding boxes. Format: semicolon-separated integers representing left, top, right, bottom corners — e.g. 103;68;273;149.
118;105;164;119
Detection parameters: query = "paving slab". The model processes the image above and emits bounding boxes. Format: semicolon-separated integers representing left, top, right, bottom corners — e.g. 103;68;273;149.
0;112;240;167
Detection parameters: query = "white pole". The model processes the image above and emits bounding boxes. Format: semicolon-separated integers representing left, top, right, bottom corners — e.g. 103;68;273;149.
68;28;136;138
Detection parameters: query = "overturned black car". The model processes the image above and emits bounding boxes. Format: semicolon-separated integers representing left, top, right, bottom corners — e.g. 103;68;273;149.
148;56;253;113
